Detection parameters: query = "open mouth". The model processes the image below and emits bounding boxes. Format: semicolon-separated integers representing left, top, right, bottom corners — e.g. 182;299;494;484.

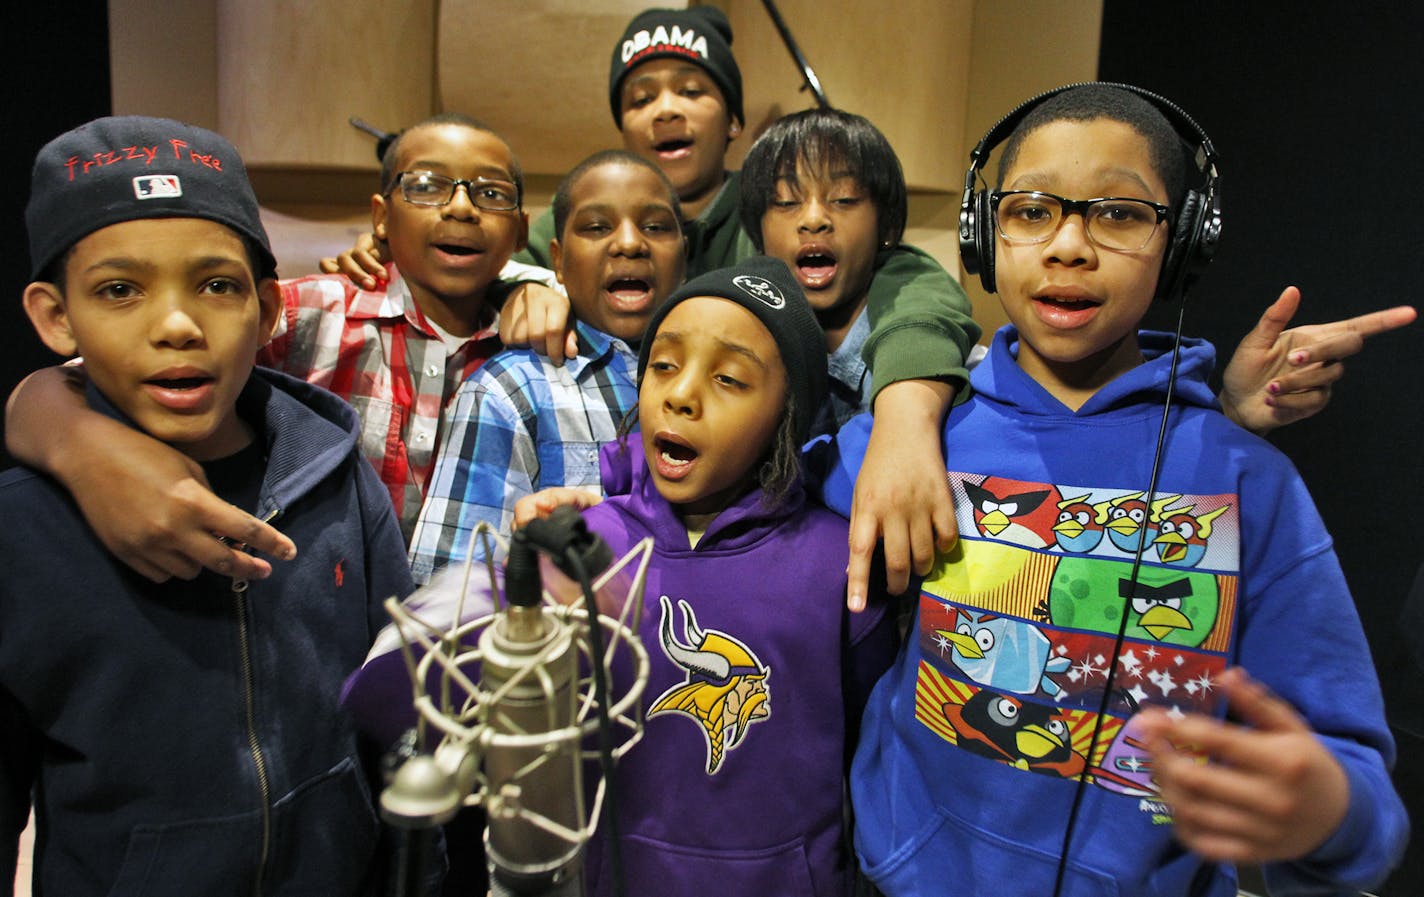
1036;295;1098;311
434;243;482;257
1031;292;1103;327
655;434;699;471
653;138;694;158
795;246;838;287
147;375;212;390
606;277;653;303
1034;286;1101;310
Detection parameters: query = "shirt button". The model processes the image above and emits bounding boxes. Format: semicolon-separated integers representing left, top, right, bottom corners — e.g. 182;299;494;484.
415;432;429;444
425;364;440;377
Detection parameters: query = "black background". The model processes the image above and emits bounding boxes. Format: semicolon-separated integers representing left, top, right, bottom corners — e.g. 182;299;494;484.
2;1;110;451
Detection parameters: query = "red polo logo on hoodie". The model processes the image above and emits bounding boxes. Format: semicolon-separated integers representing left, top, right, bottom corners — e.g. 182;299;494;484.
334;559;345;588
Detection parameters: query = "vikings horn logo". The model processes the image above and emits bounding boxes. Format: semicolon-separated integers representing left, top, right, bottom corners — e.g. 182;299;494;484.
650;595;771;774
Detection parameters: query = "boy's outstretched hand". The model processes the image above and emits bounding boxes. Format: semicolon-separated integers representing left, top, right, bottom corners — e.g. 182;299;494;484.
7;366;296;582
1220;287;1416;435
1135;667;1349;865
847;379;959;611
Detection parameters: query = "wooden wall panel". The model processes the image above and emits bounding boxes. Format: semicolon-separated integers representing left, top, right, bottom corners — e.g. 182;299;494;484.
438;0;660;175
215;0;437;171
108;0;219;130
722;0;973;192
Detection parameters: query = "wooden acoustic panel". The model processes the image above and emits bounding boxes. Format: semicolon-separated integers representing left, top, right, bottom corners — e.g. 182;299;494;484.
437;0;657;175
723;0;973;193
216;0;438;171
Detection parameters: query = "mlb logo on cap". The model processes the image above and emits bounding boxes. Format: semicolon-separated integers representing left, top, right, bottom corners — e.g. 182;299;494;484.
25;115;277;280
134;175;182;199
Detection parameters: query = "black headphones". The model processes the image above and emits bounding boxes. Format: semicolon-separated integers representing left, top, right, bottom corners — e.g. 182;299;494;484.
958;82;1222;301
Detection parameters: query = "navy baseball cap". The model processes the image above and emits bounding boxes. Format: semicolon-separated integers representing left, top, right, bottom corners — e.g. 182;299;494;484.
26;115;277;280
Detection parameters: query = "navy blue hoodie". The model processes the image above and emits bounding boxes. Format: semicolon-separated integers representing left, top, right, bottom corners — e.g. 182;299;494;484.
0;368;414;896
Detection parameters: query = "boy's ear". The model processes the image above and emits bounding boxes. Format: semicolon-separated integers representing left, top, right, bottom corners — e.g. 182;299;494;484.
22;282;78;358
256;278;283;344
549;238;565;286
371;192;389;243
514;210;529;253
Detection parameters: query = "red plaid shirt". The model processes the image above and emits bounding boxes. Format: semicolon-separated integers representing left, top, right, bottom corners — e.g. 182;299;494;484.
258;265;500;541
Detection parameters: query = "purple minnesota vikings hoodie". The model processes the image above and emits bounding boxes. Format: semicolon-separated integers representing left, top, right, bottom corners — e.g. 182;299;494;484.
580;438;896;897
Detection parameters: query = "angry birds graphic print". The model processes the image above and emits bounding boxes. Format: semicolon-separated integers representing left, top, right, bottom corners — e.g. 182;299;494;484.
918;473;1240;797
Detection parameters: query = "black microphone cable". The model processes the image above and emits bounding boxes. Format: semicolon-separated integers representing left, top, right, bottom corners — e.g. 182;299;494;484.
1050;300;1188;897
561;540;627;897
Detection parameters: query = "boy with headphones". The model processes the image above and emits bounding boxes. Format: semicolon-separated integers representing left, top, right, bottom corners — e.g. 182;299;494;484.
820;83;1406;897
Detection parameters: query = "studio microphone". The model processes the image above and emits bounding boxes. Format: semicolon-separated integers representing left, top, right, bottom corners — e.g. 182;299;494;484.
372;511;651;897
484;510;609;896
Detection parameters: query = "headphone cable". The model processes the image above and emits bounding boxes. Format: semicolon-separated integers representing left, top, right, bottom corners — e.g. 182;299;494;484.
1050;300;1187;897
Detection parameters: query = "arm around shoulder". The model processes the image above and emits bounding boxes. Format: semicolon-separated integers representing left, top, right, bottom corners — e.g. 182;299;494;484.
861;245;982;400
6;365;294;582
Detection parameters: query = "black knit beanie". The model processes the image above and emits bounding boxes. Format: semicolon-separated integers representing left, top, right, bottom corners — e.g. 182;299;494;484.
608;6;744;129
26;115;276;281
637;255;827;445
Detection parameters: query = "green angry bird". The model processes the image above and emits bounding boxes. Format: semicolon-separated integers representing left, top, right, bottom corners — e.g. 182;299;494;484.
1047;558;1220;647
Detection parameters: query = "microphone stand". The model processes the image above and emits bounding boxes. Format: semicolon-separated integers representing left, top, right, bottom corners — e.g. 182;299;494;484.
759;0;831;109
348;116;400;162
377;516;651;897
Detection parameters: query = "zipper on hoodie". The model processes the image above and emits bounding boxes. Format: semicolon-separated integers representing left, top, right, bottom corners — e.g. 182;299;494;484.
228;507;280;896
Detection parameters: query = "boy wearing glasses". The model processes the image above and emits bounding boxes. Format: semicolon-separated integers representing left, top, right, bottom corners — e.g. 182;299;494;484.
820;84;1406;897
260;113;529;540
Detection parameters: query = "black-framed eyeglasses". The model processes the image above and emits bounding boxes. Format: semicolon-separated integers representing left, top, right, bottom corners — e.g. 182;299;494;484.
992;191;1169;252
392;171;520;211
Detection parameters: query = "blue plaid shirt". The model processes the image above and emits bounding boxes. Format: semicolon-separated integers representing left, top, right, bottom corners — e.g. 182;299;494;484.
408;322;639;583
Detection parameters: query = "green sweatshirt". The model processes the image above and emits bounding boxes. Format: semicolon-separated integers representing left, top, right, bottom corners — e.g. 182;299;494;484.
861;244;980;402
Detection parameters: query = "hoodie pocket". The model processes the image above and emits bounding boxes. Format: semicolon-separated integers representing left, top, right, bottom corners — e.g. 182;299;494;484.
595;832;830;897
264;756;382;895
103;757;380;897
104;811;263;897
862;805;1121;897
